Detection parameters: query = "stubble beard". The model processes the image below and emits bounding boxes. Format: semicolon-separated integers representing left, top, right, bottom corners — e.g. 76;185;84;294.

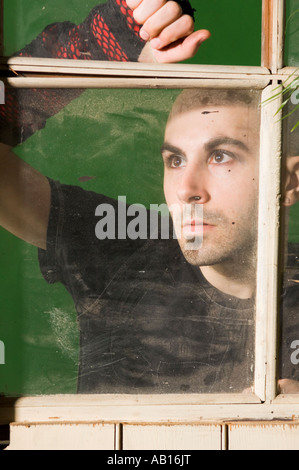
173;207;258;277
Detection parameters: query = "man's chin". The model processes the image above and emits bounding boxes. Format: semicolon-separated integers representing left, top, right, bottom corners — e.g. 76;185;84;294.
180;243;257;270
181;250;214;267
178;238;231;267
179;243;214;267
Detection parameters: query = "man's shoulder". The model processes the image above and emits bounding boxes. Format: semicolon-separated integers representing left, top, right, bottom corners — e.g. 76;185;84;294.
49;178;116;209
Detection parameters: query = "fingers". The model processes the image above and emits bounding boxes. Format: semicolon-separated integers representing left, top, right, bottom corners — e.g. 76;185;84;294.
152;29;211;63
278;378;299;393
140;2;185;42
126;0;187;44
126;0;143;8
126;0;211;64
128;0;168;26
149;13;194;50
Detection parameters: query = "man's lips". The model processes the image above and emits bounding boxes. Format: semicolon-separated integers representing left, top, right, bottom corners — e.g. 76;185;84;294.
182;220;216;234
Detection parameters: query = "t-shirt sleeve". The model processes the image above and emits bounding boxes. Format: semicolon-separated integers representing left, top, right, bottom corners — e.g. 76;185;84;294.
38;178;117;286
37;178;150;292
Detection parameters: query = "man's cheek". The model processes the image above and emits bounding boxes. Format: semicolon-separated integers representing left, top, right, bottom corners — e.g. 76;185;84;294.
163;183;177;206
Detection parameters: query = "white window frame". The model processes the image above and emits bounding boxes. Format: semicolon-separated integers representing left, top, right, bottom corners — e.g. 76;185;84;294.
1;0;299;429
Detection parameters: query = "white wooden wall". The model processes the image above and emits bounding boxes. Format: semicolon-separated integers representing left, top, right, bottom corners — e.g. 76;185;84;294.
5;421;299;450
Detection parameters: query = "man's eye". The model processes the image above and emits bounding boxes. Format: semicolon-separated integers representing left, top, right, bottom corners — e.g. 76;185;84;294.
209;150;234;164
168;155;186;168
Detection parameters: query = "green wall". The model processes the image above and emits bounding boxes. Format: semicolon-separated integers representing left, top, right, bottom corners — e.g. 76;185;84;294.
285;0;299;66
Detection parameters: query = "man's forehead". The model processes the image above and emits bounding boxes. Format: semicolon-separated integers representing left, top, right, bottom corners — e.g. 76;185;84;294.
164;104;260;156
165;104;259;134
168;88;261;117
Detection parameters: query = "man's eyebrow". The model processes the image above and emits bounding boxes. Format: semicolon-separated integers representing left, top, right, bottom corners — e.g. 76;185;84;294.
161;138;250;157
204;137;249;152
160;142;186;156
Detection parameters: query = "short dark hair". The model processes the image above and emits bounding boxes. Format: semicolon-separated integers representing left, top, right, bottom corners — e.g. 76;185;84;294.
168;88;261;123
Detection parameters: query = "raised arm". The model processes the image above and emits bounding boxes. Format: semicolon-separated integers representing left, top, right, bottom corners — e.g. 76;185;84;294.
13;0;209;64
0;0;210;250
0;143;50;249
1;0;209;148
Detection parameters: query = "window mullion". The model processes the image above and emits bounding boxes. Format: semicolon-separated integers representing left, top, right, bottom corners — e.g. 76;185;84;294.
262;0;285;73
255;82;283;402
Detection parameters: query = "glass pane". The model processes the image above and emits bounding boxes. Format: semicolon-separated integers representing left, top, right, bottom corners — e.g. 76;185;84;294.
2;0;262;66
279;91;299;394
284;0;299;67
0;86;260;395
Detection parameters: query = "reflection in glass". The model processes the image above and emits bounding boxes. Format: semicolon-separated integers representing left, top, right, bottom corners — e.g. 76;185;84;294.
0;87;260;395
279;101;299;393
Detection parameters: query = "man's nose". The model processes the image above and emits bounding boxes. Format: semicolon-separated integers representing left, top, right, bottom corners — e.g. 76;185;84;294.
176;164;209;204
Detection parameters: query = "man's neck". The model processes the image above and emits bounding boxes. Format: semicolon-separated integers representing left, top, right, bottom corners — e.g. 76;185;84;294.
200;262;256;300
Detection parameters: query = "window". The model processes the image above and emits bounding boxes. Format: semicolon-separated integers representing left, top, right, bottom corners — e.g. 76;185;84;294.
284;0;299;66
1;0;299;451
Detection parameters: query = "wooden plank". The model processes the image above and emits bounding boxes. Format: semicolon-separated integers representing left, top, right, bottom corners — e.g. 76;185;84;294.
270;0;284;72
122;424;222;450
262;0;273;69
1;57;270;76
278;67;299;76
4;76;271;89
5;396;299;425
262;0;285;72
229;422;299;450
255;83;282;401
6;421;116;450
4;70;271;81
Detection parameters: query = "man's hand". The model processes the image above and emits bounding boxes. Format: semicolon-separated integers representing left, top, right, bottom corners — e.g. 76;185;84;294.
278;379;299;394
126;0;210;63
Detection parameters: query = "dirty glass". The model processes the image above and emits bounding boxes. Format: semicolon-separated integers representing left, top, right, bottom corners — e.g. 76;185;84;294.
0;86;260;395
278;93;299;394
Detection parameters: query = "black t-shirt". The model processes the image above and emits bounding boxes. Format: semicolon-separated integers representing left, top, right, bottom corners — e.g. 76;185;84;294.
38;179;299;394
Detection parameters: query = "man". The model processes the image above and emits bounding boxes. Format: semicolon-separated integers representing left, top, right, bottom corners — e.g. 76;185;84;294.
34;87;261;394
161;89;260;301
1;0;298;394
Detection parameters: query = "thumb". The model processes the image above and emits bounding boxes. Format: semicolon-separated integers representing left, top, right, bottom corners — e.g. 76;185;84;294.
153;29;211;63
181;29;211;56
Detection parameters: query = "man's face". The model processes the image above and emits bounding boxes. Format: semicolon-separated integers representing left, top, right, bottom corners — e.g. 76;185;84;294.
162;104;260;268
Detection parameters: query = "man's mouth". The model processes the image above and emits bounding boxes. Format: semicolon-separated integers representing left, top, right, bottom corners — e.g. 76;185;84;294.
182;219;215;236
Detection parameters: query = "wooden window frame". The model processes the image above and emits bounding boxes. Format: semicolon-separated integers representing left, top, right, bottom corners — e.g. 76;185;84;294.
1;0;299;429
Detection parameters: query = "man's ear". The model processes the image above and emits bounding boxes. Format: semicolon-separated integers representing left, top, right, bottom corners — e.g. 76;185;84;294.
283;155;299;206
